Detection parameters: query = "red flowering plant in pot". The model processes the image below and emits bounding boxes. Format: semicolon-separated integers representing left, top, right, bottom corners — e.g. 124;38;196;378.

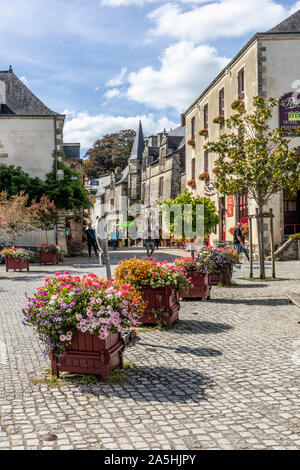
187;138;196;147
213;115;225;125
199;172;210;181
38;243;60;265
187;178;196;188
1;247;30;272
174;257;211;300
114;258;190;328
199;128;208;137
196;246;240;287
22;272;145;379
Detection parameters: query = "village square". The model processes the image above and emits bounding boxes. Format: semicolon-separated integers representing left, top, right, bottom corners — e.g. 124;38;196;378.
0;1;299;454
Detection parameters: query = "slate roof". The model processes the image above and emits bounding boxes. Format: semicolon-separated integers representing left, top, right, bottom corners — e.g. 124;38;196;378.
96;175;111;197
129;120;145;160
0;68;60;116
169;126;185;138
115;165;129;186
63;143;81;160
268;9;300;33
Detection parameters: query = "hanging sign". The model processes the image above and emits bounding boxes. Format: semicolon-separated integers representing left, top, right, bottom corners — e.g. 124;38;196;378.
279;92;300;134
227;196;234;217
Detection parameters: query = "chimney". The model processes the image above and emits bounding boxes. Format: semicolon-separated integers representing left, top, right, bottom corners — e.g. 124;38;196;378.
0;81;6;105
180;113;186;127
9;65;13;73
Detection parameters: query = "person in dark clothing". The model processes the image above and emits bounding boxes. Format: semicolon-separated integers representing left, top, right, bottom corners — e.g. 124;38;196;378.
144;226;155;258
234;222;249;261
86;224;98;257
153;225;160;250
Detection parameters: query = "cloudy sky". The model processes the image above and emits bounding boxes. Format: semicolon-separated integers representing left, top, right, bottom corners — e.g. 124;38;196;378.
0;0;299;153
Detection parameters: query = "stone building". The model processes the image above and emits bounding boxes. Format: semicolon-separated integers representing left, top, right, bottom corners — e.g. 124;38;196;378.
183;10;300;248
0;66;65;179
92;121;186;237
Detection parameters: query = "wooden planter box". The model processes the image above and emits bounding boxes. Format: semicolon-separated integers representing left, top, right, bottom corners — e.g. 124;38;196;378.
5;256;29;272
140;286;180;329
208;266;232;287
39;250;59;265
182;272;210;300
50;332;124;380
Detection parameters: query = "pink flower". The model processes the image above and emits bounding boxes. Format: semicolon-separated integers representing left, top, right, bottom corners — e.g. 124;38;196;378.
60;335;66;341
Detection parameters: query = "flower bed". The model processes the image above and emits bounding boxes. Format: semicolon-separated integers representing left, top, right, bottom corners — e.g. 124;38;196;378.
22;272;144;378
114;258;189;328
38;243;60;265
1;247;30;272
196;246;240;287
289;233;300;240
175;257;210;300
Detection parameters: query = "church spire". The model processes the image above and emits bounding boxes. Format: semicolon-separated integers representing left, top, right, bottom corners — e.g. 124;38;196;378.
129;120;145;160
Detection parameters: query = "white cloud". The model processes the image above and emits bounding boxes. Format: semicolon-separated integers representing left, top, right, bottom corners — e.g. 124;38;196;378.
105;67;128;87
126;41;229;111
104;88;122;99
148;0;299;42
101;0;213;6
63;110;178;148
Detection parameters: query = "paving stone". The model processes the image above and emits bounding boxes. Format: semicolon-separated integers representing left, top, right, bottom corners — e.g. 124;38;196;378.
0;253;299;450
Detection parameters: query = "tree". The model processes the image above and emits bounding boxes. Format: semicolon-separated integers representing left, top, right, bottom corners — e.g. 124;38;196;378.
30;195;59;243
205;96;300;279
45;164;91;211
0;192;34;245
84;129;136;178
0;165;46;201
162;189;220;241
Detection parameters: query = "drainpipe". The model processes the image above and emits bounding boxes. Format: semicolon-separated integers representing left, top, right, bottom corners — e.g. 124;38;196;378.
54;115;58;245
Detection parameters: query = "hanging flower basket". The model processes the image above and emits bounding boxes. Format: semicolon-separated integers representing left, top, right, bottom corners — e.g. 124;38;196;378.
199;128;208;137
187;139;196;147
212;167;218;174
187;178;196;187
198;172;210;181
2;248;30;272
231;99;244;110
213;115;224;125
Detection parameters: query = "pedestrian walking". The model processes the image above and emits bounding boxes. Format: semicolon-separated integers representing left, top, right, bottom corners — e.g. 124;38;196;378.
234;222;250;261
86;223;98;257
110;228;119;250
144;226;155;258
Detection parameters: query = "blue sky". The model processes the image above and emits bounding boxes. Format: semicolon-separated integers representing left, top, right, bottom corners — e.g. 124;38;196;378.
0;0;299;155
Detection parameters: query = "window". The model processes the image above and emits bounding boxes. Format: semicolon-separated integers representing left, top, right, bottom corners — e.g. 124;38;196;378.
219;88;224;116
237;194;248;222
219;88;225;129
191;116;195;139
142;183;146;201
238;68;245;100
191;158;195;179
284;198;297;212
159;177;164;197
204;151;208;173
203;104;208;129
110;199;115;209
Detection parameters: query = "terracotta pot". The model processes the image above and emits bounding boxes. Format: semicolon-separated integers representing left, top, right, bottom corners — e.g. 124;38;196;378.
50;332;124;380
5;256;29;272
183;272;211;300
39;250;59;265
140;286;180;329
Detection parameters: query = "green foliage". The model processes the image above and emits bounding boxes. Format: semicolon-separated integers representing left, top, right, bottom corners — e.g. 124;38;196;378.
205;96;300;207
0;165;46;201
84;129;136;178
45;164;91;210
162;189;220;240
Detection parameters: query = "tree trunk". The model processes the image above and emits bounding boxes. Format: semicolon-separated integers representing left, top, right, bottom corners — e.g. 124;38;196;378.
257;204;265;280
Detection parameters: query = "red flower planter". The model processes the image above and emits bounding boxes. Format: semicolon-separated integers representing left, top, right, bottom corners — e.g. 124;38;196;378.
50;332;124;380
5;256;29;272
140;286;180;329
182;272;211;300
208;266;232;286
39;251;59;265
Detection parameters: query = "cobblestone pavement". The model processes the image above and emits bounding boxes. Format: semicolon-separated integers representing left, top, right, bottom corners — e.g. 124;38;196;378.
0;249;299;450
